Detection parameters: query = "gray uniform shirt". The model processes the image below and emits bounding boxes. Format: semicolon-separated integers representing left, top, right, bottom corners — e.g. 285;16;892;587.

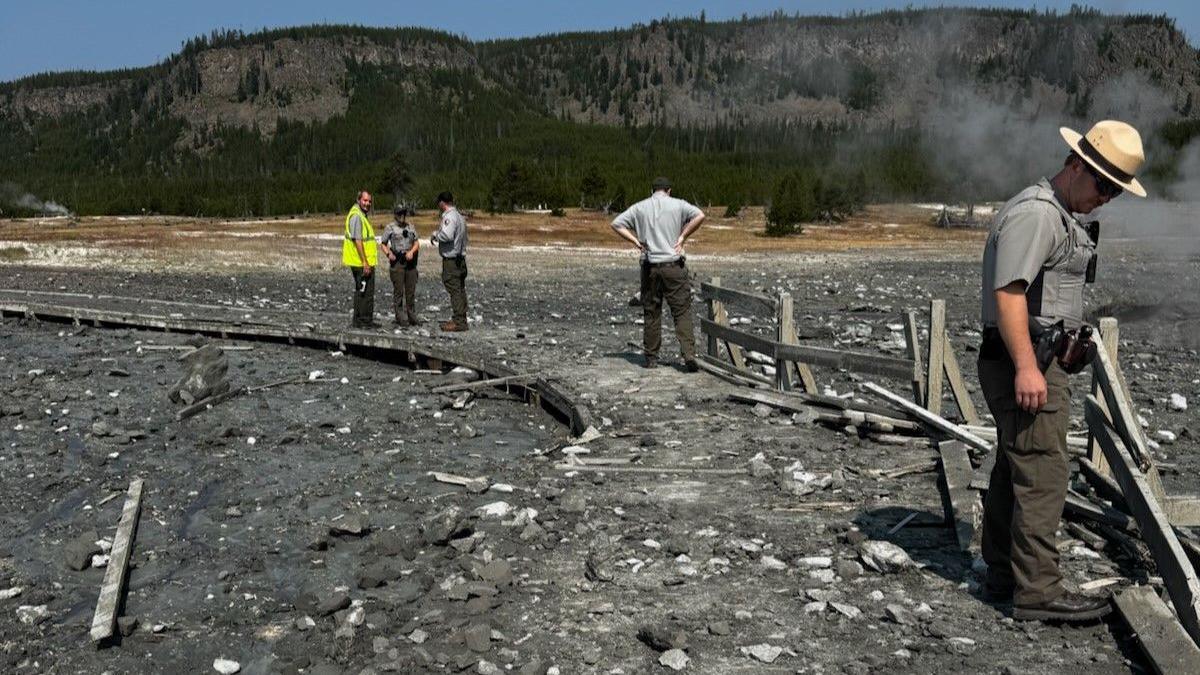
611;192;702;264
380;222;418;262
432;207;467;258
980;178;1095;331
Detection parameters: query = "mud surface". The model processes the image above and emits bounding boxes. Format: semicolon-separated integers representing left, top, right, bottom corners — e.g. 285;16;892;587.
1;237;1198;674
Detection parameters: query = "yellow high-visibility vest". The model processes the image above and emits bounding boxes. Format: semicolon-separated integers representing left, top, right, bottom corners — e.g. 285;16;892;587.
342;205;377;267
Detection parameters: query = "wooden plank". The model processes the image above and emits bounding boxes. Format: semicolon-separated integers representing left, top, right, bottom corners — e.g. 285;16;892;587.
175;386;246;421
925;300;946;415
862;382;993;453
1077;457;1130;512
964;425;1090;450
695;355;772;388
1092;332;1169;502
90;478;145;643
554;464;747;475
708;288;748;371
903;310;926;404
777;293;818;394
699;318;779;359
1165;497;1200;528
1063;490;1139;532
705;276;721;359
938;440;980;552
775;293;795;392
1114;585;1200;674
1086;395;1200;646
941;331;980;425
729;391;920;431
430;374;536;394
698;282;778;315
773;343;914;380
1088;317;1119;478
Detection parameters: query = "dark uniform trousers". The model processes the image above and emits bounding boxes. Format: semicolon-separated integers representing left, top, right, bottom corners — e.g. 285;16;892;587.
978;356;1071;606
389;255;419;322
643;260;696;361
441;256;468;324
350;266;375;326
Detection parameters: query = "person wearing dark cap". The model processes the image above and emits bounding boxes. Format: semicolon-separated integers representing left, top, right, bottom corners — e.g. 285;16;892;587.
977;120;1145;623
379;205;422;326
430;191;469;332
611;176;706;370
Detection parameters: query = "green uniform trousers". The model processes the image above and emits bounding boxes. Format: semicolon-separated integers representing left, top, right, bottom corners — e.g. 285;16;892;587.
349;266;375;327
978;357;1071;606
441;256;468;324
643;260;696;361
389;258;419;322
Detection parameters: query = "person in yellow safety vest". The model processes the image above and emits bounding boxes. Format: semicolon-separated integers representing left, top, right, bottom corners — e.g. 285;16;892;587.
344;190;380;328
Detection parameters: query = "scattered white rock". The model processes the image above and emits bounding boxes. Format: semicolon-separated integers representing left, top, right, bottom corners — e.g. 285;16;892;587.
1169;393;1188;411
741;643;783;664
91;553;110;568
759;555;788;571
1156;430;1177;443
643;539;662;550
16;604;48;625
796;556;832;568
830;602;862;619
475;501;513;519
859;540;915;573
213;658;241;674
409;628;429;644
0;587;23;600
659;648;690;671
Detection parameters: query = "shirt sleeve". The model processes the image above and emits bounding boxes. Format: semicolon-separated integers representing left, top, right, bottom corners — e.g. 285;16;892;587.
432;215;452;243
378;224;393;245
680;200;701;222
611;205;637;231
990;206;1059;291
348;214;363;241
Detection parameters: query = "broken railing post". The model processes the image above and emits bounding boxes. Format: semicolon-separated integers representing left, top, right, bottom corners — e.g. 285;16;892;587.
903;310;926;405
940;326;980;425
91;478;145;644
1088;316;1119;478
925;300;947;415
861;382;993;454
1086;396;1200;647
775;292;817;395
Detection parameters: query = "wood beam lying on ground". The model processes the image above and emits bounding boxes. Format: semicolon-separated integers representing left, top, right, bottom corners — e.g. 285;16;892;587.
1078;456;1130;511
862;382;993;454
430;374;536;394
1086;395;1200;647
938;440;980;552
729;391;920;433
963;425;1091;450
1165;497;1200;528
90;479;144;644
1113;585;1200;674
1063;490;1139;533
696;354;772;388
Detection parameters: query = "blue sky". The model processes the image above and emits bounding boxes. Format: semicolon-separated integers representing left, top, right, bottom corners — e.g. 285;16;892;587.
1;1;1196;82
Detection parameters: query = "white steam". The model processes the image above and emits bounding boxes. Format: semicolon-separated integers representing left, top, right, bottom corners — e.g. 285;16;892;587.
0;182;71;216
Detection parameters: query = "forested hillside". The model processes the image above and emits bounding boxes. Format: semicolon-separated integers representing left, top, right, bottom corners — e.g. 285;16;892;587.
1;7;1197;216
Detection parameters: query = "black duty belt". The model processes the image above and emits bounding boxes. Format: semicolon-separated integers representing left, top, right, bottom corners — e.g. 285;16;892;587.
443;255;465;261
647;259;685;268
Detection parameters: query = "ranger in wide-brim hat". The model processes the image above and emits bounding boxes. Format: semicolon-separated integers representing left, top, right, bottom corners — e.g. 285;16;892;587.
975;119;1145;624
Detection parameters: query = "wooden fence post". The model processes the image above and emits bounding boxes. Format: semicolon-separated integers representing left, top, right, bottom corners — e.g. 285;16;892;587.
775;293;818;394
1088;316;1118;478
903;310;926;405
708;277;746;370
926;300;947;415
706;276;720;359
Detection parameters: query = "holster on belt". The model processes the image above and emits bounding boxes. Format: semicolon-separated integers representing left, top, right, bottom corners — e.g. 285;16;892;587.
983;322;1097;374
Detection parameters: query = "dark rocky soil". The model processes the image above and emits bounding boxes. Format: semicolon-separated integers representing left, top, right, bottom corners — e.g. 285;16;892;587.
0;239;1197;674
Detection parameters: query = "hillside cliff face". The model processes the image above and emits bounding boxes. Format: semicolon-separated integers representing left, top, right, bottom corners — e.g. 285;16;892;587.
2;8;1196;142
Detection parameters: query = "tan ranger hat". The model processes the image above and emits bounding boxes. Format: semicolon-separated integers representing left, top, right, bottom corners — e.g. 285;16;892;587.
1059;120;1147;197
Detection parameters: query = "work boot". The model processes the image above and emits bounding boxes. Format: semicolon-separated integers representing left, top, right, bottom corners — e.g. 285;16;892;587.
644;355;657;369
980;580;1014;604
440;320;467;332
1013;592;1111;622
683;359;699;373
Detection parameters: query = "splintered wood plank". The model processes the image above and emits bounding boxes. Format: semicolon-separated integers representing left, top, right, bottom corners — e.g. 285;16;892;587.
706;276;721;359
941;330;980;425
775;292;795;392
903;310;926;405
1114;585;1200;674
862;382;993;454
776;292;818;394
925;300;946;416
1087;396;1200;646
1088;317;1119;478
938;440;980;552
90;479;145;643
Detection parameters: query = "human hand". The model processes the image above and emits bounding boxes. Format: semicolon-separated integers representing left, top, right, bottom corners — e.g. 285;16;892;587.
405;250;415;261
364;264;373;277
1013;366;1047;413
673;236;684;255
